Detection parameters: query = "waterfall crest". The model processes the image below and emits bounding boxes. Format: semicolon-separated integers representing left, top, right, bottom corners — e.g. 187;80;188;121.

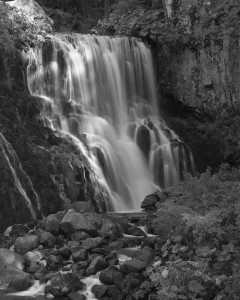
27;34;194;212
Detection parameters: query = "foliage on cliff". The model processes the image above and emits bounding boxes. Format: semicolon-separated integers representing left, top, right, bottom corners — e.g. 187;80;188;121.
147;165;240;299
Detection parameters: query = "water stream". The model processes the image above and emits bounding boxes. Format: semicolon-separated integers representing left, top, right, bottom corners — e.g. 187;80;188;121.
27;34;194;212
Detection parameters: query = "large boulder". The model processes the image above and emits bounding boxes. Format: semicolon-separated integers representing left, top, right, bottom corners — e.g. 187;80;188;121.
120;259;148;274
60;210;102;235
0;248;24;270
99;266;124;287
47;273;85;297
14;235;40;255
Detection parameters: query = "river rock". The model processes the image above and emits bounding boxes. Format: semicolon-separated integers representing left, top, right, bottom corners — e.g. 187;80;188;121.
7;270;33;292
107;285;123;300
127;226;147;237
136;246;155;263
24;251;43;264
120;259;148;274
92;284;108;298
86;256;108;276
57;246;72;260
71;231;91;242
68;292;87;300
14;235;40;255
82;237;104;251
46;254;63;270
60;210;102;236
9;224;30;237
141;191;167;211
0;248;24;270
99;266;124;286
107;240;124;251
100;217;124;238
44;214;60;236
47;273;85;297
72;249;87;262
126;273;143;289
38;230;55;248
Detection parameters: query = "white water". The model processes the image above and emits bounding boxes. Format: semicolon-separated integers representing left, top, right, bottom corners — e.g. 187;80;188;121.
27;34;194;211
0;133;40;219
7;281;45;298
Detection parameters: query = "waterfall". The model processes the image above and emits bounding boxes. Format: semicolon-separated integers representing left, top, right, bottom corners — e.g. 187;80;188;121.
27;34;194;212
0;133;40;219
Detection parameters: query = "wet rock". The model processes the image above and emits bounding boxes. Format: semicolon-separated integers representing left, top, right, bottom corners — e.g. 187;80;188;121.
44;214;60;236
126;273;143;289
68;241;82;253
68;292;87;300
100;217;124;239
120;259;148;274
92;248;110;256
120;236;143;247
136;124;151;159
82;237;104;251
107;240;124;251
72;249;88;262
132;289;149;300
140;281;154;290
0;248;24;270
86;256;108;276
24;251;43;264
141;191;167;211
38;230;55;248
7;271;33;292
107;285;123;300
28;260;42;274
47;273;85;297
92;284;108;299
57;246;72;260
9;224;30;237
46;254;63;270
14;235;40;255
99;266;124;287
71;231;91;242
70;201;94;214
127;226;147;237
136;246;155;263
60;210;102;236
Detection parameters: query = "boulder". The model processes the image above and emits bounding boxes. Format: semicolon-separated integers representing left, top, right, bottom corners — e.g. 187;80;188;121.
92;284;108;299
136;246;155;263
71;231;91;242
100;217;124;238
0;248;24;270
127;226;147;237
7;270;33;292
47;273;85;297
24;251;43;264
57;246;72;260
99;266;124;287
68;292;87;300
44;214;60;236
126;273;143;289
82;237;104;251
46;255;62;270
38;230;55;248
120;259;148;274
141;191;167;211
72;249;87;262
107;285;123;300
107;240;124;251
14;235;39;255
86;256;108;276
60;210;102;236
9;224;29;237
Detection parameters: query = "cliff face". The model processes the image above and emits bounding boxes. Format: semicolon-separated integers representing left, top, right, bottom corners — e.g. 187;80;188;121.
98;0;240;170
0;1;106;232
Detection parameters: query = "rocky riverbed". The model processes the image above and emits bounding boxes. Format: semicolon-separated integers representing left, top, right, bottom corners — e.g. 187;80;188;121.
0;194;161;300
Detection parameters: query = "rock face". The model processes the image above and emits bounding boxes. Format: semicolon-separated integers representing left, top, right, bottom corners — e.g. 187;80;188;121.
98;0;240;170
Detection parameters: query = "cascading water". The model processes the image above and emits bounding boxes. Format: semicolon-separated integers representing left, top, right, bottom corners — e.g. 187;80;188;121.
27;34;194;212
0;133;40;219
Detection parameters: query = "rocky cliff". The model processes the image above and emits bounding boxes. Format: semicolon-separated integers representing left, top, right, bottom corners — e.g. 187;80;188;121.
0;0;106;232
97;0;240;171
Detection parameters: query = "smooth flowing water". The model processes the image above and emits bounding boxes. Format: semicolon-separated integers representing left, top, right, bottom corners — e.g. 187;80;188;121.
27;34;194;212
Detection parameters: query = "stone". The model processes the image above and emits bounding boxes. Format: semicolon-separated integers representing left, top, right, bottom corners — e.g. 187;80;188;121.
14;235;40;255
28;261;42;274
141;191;167;211
140;281;154;290
126;273;143;289
60;210;102;236
120;259;148;273
72;249;88;262
48;273;85;297
38;230;55;248
9;224;29;237
70;201;94;214
132;289;149;300
92;284;108;299
127;226;147;237
68;292;87;300
0;248;24;270
120;236;142;248
57;246;72;260
136;246;155;263
82;237;104;251
86;256;108;276
47;255;63;270
136;124;151;159
7;271;33;292
100;217;124;238
107;240;124;251
99;266;124;287
24;251;43;264
44;214;60;236
106;285;123;300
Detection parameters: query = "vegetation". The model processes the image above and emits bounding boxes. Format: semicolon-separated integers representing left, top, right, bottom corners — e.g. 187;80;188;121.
146;164;240;299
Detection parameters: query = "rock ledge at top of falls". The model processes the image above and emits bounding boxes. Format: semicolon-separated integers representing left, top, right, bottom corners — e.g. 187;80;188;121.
7;0;53;34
